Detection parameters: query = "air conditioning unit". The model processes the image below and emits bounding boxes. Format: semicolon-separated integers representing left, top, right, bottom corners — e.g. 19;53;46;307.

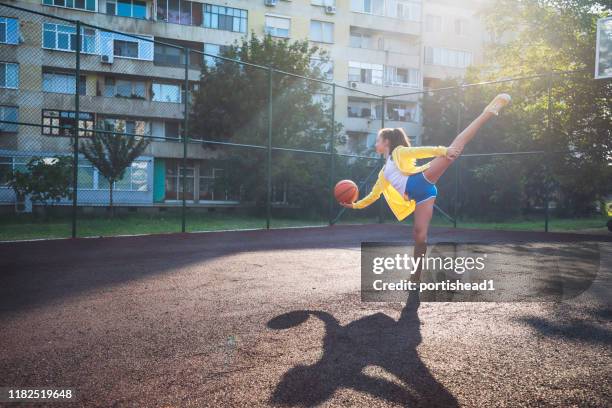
264;0;278;6
101;54;114;64
325;5;336;14
349;81;358;89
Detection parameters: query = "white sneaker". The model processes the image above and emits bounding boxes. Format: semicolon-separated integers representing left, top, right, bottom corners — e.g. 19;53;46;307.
483;93;511;115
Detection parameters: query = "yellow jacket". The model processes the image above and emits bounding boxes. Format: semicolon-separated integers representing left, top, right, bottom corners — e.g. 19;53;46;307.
352;145;448;221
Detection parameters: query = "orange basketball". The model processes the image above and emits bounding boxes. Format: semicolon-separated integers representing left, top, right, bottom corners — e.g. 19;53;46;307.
334;179;358;204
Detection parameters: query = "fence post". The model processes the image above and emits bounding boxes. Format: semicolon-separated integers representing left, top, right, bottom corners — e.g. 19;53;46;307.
72;20;81;238
328;84;336;225
544;163;550;233
453;86;463;229
266;67;273;229
181;47;188;233
378;95;386;224
544;71;553;232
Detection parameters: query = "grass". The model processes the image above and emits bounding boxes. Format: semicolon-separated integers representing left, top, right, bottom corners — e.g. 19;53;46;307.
0;212;608;242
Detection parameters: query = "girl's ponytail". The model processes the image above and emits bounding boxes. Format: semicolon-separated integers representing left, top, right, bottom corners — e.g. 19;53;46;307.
379;128;411;159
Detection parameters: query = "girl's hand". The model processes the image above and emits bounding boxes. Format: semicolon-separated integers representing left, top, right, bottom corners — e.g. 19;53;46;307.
339;201;354;209
446;146;462;160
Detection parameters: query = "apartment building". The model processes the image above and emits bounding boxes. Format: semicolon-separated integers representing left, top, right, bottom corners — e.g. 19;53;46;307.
0;0;491;209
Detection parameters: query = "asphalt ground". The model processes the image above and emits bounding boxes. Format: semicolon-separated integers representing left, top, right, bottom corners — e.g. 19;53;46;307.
1;224;610;407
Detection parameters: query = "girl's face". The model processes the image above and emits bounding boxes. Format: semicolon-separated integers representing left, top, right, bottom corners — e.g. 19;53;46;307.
375;133;389;155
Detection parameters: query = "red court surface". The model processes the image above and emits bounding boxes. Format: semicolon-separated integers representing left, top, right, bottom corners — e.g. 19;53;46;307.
1;224;610;407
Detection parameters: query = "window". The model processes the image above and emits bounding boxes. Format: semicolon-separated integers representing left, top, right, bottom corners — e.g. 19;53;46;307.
98;161;148;191
384;66;419;88
150;120;182;140
425;14;442;32
204;4;247;33
80;159;149;191
0;105;18;133
42;109;95;137
0;62;18;89
265;15;290;38
349;30;371;48
203;43;228;67
391;1;421;21
199;167;226;201
424;46;473;68
43;23;74;51
348;61;383;85
103;77;145;99
42;23;96;53
154;37;203;68
42;0;97;12
351;0;384;15
0;17;20;45
347;131;379;152
165;160;194;200
154;43;183;66
164;121;181;139
43;71;86;95
98;117;147;138
310;58;334;81
106;0;147;19
455;19;467;35
114;39;139;58
157;0;203;26
310;20;333;43
99;31;154;61
0;156;29;186
347;98;374;118
152;83;181;103
386;102;414;122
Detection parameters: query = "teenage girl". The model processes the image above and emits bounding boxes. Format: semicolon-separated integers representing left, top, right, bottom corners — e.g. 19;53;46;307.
341;93;512;281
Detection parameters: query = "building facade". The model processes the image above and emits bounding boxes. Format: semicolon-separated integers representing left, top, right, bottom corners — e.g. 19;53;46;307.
0;0;491;209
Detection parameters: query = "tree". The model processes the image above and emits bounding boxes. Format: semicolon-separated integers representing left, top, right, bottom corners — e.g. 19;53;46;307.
476;0;612;216
189;32;345;217
423;0;611;219
80;122;149;217
8;156;73;216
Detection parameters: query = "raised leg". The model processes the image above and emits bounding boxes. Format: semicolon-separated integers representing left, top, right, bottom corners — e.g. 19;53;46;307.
423;111;496;184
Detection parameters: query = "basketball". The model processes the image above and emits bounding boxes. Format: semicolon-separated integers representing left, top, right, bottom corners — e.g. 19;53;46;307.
334;179;358;204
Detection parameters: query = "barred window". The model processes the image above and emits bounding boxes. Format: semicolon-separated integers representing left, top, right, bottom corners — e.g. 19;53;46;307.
42;109;94;137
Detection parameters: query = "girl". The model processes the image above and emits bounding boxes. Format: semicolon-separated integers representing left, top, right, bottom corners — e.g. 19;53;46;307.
340;93;511;282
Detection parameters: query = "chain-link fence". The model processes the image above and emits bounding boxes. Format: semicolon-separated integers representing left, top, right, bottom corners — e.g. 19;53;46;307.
0;3;609;241
408;70;611;232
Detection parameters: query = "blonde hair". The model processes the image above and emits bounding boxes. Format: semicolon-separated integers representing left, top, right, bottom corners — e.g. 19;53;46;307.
379;128;411;159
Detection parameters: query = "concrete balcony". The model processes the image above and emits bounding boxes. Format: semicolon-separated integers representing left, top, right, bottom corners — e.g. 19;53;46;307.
340;47;420;70
423;64;467;80
145;140;212;160
76;95;184;120
350;12;421;37
344;117;422;136
41;50;202;81
342;82;421;101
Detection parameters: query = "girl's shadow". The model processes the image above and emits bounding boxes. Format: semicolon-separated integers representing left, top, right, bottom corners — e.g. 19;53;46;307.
267;292;458;407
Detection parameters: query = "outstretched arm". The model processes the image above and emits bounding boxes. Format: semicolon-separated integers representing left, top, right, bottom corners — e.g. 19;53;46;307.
395;145;448;160
342;172;383;209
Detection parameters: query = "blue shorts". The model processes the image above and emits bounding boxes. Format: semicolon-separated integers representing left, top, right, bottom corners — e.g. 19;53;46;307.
405;172;437;205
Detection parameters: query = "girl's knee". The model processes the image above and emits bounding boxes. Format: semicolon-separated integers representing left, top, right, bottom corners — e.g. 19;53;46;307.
413;229;427;244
